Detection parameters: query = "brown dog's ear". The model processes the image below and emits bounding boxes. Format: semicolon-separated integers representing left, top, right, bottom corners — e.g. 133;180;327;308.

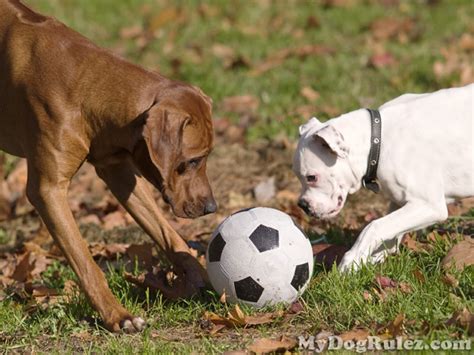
191;85;213;114
313;125;349;158
142;105;190;175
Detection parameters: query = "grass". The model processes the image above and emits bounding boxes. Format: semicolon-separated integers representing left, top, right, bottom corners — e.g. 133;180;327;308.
0;221;472;353
0;0;473;352
22;0;474;140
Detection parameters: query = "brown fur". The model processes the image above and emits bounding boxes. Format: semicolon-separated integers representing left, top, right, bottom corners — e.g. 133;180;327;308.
0;0;216;332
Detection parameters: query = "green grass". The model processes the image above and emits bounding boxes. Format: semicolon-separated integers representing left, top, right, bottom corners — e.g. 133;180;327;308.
1;223;472;353
25;0;474;140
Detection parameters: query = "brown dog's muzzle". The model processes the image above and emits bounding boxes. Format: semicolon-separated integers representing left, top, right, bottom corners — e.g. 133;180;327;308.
180;194;217;218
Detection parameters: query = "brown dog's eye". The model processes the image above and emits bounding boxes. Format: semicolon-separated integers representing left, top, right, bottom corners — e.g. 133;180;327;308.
306;175;317;183
188;157;203;168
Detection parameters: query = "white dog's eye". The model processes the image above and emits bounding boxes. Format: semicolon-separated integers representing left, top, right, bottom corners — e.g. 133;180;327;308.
306;175;317;183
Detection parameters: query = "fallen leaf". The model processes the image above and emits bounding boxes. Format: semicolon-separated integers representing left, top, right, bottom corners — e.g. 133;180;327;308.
119;25;143;40
370;17;420;43
446;308;474;336
401;234;430;253
412;269;426;283
251;45;334;75
339;328;370;341
221;95;259;114
375;275;397;289
147;7;180;33
442;273;459;288
300;86;320;102
11;252;34;282
398;282;412;294
102;211;127;230
243;312;275;326
228;304;246;326
90;243;129;259
219;289;227;304
247;336;296;354
442;238;474;271
387;313;405;337
368;52;397;69
362;290;373;302
288;300;304;314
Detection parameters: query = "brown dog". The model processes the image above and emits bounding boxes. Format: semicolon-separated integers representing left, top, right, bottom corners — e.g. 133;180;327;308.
0;0;216;332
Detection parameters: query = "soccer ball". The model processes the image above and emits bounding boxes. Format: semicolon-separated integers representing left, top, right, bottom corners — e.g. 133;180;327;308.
206;207;313;308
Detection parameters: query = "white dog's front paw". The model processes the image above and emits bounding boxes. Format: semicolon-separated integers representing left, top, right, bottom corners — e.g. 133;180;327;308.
338;252;368;272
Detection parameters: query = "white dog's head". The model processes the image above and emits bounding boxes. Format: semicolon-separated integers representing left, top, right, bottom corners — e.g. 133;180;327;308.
293;117;353;219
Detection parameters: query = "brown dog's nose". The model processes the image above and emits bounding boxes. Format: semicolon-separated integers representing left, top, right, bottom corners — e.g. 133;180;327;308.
204;199;217;215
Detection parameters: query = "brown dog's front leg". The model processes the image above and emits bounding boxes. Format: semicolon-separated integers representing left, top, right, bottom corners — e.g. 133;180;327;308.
26;163;145;332
95;157;207;299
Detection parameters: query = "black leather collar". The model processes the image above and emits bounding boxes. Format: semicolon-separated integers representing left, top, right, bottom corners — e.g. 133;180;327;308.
362;108;382;193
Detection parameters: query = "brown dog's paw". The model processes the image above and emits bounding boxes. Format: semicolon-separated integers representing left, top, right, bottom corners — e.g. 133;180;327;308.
106;314;147;333
119;317;147;333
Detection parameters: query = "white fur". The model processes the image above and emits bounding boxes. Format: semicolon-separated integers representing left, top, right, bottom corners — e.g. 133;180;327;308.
293;84;474;271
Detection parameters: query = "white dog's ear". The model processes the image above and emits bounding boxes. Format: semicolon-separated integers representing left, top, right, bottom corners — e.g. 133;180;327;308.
299;117;323;136
313;125;349;158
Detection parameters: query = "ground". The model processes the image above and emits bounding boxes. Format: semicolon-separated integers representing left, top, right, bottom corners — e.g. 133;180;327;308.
0;0;473;353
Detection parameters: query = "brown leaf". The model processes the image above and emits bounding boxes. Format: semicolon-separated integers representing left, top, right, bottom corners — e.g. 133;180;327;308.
288;300;304;314
362;290;373;302
368;52;397;69
244;312;275;326
413;269;426;283
460;33;474;51
247;336;297;354
102;211;127;230
209;323;227;336
442;273;459;288
219;290;227;304
339;328;370;341
398;282;413;294
11;252;34;282
370;17;420;43
228;304;246;326
442;238;474;271
147;7;179;33
401;234;430;253
387;313;405;337
446;308;474;336
202;304;276;331
251;45;334;75
301;86;320;102
90;242;129;259
375;275;397;289
221;95;259;114
312;243;349;267
119;25;143;40
62;279;80;302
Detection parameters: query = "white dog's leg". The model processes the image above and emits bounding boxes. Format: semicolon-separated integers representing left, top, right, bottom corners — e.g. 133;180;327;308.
339;200;447;271
370;202;403;263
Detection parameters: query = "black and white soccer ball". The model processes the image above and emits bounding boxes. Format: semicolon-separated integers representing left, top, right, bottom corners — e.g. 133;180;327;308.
206;207;313;307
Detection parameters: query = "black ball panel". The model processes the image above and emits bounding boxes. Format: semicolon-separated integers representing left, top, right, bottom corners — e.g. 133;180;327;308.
249;225;279;253
234;276;264;302
291;263;310;291
208;233;226;262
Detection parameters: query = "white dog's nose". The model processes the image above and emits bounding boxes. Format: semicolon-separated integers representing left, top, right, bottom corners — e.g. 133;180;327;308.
298;198;311;215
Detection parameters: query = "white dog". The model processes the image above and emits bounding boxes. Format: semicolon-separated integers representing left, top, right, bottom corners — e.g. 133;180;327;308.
293;84;474;271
